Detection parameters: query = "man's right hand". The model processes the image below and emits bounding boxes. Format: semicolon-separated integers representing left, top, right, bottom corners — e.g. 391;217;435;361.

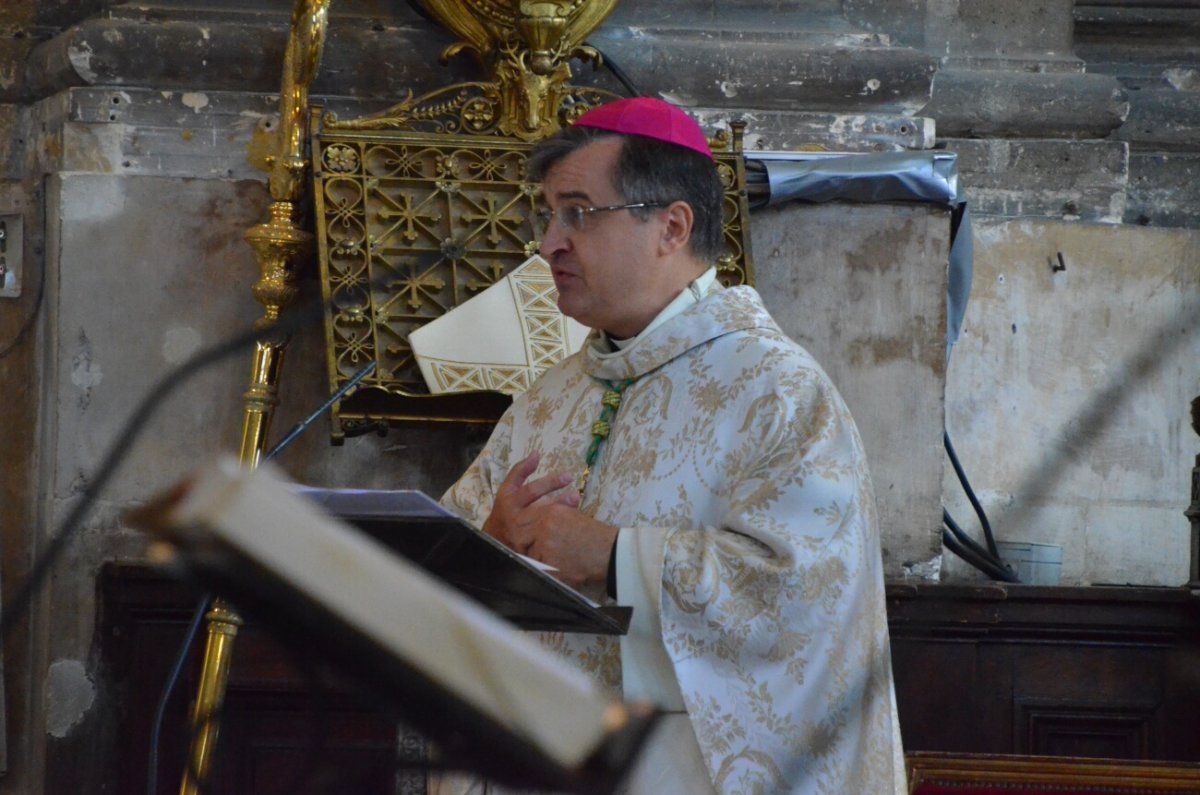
483;452;579;553
482;452;619;588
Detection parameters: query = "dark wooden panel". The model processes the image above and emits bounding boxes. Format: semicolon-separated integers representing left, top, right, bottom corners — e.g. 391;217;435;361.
95;566;1200;795
889;583;1200;762
891;639;982;752
214;691;402;794
1021;704;1152;759
907;751;1200;794
96;564;420;795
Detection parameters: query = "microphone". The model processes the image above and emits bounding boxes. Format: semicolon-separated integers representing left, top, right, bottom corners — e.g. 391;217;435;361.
265;360;377;462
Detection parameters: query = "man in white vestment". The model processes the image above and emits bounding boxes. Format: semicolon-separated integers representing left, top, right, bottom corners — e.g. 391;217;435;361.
437;97;906;794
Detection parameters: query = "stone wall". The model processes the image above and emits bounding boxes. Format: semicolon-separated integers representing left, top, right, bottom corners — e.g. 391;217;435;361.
942;219;1199;586
0;0;1196;791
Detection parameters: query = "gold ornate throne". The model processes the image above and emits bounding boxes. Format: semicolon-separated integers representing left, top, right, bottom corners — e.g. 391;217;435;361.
182;1;756;792
306;1;755;433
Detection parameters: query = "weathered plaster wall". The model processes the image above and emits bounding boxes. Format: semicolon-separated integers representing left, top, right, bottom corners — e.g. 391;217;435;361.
942;219;1200;586
0;69;44;795
754;202;950;576
36;171;492;795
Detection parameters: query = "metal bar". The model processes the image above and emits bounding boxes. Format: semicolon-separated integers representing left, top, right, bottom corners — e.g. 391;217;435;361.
178;1;331;791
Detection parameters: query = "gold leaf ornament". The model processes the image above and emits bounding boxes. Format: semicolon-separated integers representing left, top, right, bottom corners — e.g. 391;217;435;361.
416;0;620;137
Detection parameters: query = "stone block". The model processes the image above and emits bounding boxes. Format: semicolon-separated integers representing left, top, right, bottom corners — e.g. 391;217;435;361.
0;103;27;179
589;27;936;114
925;69;1129;139
32;86;287;180
695;107;934;152
0;36;34;104
1124;152;1200;229
752;201;951;577
1115;86;1200;151
21;10;940;123
607;0;848;27
947;138;1129;223
1076;2;1200;84
23;14;464;101
924;0;1074;60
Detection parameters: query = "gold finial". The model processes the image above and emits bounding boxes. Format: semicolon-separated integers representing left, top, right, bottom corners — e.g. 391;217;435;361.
414;0;619;139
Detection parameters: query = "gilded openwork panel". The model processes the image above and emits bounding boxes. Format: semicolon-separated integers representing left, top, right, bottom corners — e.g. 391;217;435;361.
315;132;538;388
312;124;753;431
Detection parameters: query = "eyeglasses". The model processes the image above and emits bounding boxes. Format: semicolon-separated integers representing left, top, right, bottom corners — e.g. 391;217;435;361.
532;202;665;234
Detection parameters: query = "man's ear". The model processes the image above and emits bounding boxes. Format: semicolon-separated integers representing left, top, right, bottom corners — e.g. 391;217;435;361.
658;200;694;256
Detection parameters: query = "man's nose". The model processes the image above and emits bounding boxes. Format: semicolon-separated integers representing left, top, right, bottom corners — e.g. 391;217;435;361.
539;219;570;259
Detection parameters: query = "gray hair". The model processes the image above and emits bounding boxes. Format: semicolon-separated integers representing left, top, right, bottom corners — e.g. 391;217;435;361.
526;125;725;263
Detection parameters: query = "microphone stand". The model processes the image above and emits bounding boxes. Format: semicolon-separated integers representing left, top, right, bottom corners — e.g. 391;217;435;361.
146;360;377;795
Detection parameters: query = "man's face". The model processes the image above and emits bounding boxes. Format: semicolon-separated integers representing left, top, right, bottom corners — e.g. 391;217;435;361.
538;137;669;339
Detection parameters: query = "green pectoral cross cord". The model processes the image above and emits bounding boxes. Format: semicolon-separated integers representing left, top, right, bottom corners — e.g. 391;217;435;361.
579;378;636;498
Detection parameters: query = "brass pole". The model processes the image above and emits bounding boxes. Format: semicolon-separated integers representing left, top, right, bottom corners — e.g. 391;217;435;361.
178;601;243;794
1187;396;1200;589
179;336;291;795
178;1;330;792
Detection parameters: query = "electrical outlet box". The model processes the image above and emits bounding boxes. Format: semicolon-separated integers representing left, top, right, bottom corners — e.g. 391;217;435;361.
0;215;22;298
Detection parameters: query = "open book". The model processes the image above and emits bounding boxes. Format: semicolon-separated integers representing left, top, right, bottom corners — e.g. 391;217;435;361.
291;485;630;634
129;458;656;792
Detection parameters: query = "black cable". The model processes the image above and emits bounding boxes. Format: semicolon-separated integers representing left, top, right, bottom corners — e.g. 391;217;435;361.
943;508;1018;583
942;509;999;570
942;524;1008;581
263;360;377;460
941;529;1014;583
0;299;322;644
941;429;1021;582
588;45;642;97
943;511;1018;583
944;431;1002;559
147;592;211;795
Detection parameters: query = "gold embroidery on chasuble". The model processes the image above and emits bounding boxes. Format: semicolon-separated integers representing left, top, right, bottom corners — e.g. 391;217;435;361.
441;285;906;794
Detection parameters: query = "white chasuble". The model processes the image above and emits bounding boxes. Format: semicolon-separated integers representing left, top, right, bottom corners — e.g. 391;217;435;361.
441;285;906;794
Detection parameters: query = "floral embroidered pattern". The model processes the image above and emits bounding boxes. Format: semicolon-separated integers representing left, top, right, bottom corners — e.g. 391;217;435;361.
443;286;905;794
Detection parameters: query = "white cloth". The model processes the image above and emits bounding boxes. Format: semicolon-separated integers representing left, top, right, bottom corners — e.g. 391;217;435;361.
442;283;906;794
408;254;591;395
428;715;715;795
603;268;717;713
597;268;717;354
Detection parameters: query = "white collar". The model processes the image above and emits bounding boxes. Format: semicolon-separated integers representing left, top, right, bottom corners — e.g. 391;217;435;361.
595;267;718;353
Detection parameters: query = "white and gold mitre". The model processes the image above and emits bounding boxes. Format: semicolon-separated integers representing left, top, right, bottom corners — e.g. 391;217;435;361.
408;254;590;396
